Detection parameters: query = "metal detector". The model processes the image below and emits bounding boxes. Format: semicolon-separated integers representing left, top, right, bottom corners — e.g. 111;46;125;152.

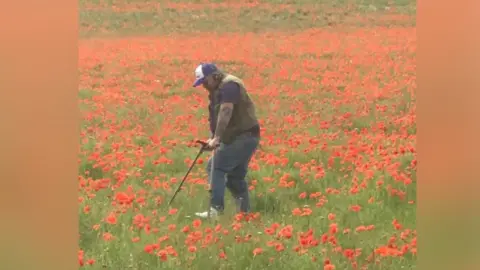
168;140;208;206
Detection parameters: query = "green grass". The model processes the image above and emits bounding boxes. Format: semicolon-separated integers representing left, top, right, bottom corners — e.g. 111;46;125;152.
79;0;416;37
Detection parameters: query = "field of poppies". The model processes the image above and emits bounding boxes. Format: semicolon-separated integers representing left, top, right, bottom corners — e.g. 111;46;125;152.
78;0;417;269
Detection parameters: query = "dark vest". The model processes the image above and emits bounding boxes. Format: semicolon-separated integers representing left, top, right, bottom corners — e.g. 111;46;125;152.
214;74;259;144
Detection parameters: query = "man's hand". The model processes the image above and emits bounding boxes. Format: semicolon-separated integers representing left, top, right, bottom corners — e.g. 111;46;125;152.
207;137;220;149
198;138;218;151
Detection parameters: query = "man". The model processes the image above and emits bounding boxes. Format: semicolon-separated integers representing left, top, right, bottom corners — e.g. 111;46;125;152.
191;62;260;218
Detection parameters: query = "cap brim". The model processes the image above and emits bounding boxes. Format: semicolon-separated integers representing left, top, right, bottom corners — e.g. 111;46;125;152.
193;77;205;87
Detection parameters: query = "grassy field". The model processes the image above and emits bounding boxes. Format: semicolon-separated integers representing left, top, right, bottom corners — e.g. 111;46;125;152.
78;0;417;269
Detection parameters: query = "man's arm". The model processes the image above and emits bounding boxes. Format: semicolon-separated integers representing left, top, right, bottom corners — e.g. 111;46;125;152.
213;102;234;140
213;81;240;141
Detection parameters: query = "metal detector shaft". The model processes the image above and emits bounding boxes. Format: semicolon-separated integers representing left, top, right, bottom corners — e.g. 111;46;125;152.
207;150;215;219
168;140;208;206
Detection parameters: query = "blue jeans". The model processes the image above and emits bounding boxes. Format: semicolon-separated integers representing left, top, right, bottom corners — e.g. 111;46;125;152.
206;133;259;213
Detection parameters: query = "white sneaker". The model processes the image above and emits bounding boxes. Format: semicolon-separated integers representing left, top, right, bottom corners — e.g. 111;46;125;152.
194;207;220;219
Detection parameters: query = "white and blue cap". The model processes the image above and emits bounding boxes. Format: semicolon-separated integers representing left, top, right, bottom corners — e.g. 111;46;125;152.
193;63;218;87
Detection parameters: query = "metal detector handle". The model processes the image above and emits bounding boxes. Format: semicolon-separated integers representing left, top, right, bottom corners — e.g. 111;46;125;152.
195;139;217;152
195;140;208;149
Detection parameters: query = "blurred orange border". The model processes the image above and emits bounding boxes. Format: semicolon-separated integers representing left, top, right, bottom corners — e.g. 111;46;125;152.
418;0;480;269
0;1;78;270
